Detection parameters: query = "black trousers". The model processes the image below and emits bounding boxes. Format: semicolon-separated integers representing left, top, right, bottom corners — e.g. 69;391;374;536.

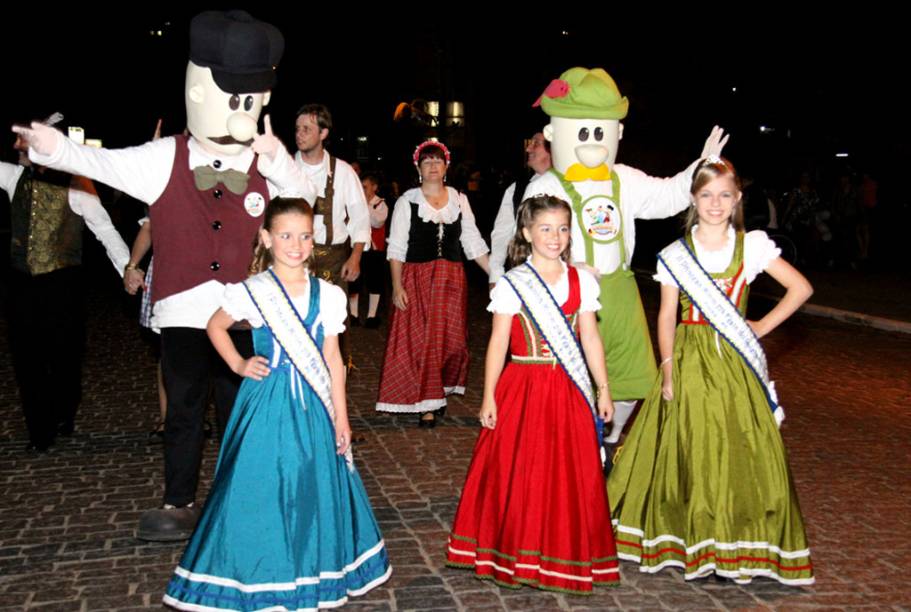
160;326;252;506
348;250;386;295
6;267;85;447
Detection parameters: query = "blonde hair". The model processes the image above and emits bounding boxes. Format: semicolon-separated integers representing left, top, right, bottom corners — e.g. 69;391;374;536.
249;198;315;275
684;156;744;234
507;195;573;268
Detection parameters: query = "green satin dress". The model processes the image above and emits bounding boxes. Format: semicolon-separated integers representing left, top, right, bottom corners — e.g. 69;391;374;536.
606;232;814;586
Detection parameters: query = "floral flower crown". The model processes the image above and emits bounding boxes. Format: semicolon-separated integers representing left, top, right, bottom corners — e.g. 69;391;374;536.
412;140;451;166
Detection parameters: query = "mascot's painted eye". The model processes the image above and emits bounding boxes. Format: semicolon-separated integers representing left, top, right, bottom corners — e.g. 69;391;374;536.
229;94;240;111
244;96;254;111
578;128;590;142
594;127;604;141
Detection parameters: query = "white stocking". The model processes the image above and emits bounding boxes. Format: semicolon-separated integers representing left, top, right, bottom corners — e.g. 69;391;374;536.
367;294;380;318
605;400;637;444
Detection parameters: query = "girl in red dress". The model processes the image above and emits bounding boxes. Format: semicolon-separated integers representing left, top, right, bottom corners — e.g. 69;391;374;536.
446;195;619;594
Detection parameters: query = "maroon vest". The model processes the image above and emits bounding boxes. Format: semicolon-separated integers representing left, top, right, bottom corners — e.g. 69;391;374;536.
150;135;269;302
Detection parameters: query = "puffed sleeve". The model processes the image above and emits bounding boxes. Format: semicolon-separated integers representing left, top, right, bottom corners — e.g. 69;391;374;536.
386;195;412;262
487;276;522;315
318;280;348;336
653;260;679;288
576;266;602;312
744;230;782;283
221;282;264;328
457;192;491;260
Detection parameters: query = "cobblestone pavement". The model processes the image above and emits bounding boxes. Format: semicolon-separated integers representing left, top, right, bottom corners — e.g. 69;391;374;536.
1;277;909;611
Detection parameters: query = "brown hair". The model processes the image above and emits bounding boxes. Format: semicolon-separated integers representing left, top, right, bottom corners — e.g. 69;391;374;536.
507;195;573;268
249;198;315;275
296;104;333;132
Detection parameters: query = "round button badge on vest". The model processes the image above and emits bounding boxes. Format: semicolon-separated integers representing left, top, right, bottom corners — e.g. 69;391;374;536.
210;261;220;271
213;189;223;199
244;192;266;217
212;220;222;230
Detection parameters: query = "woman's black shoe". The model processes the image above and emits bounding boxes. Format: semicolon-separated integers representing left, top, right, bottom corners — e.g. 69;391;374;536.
418;412;436;428
148;421;165;442
25;440;53;454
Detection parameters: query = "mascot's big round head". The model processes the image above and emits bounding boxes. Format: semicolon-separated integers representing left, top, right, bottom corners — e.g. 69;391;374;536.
185;10;284;156
534;67;628;179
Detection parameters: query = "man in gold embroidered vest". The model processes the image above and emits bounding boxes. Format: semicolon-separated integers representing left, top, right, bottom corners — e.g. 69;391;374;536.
1;130;129;453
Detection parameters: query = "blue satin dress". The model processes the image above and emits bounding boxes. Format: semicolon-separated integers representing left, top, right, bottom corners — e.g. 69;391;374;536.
165;279;391;610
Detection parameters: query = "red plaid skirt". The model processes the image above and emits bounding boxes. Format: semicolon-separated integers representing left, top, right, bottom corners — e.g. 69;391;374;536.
376;259;468;413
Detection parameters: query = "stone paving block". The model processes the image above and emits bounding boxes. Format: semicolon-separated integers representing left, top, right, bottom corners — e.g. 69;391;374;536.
0;557;26;574
80;594;148;609
29;588;83;604
25;601;84;611
453;589;505;608
394;575;446;589
393;591;459;610
339;604;393;612
500;590;572;610
0;594;30;609
605;591;678;609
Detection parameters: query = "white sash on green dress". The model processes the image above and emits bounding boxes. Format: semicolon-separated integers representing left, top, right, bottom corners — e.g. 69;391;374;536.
658;239;784;426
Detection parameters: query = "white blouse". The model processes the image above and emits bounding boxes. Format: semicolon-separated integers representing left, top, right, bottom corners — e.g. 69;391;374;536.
386;187;489;262
488;260;601;315
654;227;781;287
221;275;347;336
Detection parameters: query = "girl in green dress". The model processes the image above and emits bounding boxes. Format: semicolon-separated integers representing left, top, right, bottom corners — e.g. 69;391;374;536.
607;157;815;585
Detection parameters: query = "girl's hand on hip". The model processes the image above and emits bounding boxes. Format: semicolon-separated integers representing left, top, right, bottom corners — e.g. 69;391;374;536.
235;356;271;381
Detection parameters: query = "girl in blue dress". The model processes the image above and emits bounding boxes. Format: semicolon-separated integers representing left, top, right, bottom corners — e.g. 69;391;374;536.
164;198;391;611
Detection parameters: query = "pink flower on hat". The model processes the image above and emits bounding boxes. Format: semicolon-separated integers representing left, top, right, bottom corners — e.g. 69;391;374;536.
533;79;570;107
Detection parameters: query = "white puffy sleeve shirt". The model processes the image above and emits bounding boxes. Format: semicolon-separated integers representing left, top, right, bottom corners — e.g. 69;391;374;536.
488;261;601;315
220;276;348;336
654;227;782;287
386;187;489;262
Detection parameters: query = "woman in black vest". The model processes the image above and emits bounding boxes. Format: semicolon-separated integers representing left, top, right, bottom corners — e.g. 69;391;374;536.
376;141;490;426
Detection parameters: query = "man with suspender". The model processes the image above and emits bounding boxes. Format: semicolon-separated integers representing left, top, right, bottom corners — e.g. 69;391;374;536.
293;104;370;290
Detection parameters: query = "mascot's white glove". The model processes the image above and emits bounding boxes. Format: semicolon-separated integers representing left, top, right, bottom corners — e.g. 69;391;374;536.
700;125;730;159
252;114;280;163
12;121;62;158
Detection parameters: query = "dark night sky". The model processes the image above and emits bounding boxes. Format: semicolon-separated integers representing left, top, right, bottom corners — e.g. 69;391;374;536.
3;8;905;191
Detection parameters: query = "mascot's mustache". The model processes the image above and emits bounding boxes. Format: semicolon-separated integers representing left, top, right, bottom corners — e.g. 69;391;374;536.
210;135;254;146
